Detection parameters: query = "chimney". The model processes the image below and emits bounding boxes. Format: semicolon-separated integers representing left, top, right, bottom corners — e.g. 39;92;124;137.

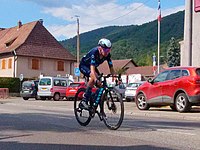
17;20;22;29
39;19;43;25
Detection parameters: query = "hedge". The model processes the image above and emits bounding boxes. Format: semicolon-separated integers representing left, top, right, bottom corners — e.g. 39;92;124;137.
0;77;36;93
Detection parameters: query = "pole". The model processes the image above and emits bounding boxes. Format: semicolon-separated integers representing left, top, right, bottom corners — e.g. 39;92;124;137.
158;20;160;73
76;15;80;81
157;0;161;73
188;0;192;66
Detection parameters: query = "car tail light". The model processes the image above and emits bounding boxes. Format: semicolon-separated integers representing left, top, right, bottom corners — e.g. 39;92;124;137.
50;88;53;92
189;77;200;84
195;79;200;84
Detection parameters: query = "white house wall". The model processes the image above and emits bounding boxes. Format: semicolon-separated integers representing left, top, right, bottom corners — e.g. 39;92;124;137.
192;9;200;66
16;56;74;78
182;0;200;66
0;56;14;77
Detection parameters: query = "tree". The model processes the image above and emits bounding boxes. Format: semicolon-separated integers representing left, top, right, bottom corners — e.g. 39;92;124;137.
167;37;180;67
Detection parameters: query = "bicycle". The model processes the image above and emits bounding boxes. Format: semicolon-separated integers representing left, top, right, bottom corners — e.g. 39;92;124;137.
74;74;124;130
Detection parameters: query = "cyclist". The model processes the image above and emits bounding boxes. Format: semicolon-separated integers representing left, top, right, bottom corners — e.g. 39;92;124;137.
79;38;115;109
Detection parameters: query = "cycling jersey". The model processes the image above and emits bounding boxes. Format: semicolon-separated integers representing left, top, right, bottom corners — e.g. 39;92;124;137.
79;47;113;77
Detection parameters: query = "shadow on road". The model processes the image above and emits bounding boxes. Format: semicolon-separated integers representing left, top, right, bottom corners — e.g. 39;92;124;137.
0;141;173;150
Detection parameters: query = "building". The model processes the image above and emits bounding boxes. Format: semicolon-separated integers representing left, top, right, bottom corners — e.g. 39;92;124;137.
180;0;200;66
98;59;154;82
98;59;137;75
0;20;76;78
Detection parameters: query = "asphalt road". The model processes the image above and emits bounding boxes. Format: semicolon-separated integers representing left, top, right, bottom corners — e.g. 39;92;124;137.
0;97;200;150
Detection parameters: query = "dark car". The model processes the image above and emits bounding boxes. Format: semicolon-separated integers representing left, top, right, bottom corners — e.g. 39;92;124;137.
135;67;200;112
20;80;39;100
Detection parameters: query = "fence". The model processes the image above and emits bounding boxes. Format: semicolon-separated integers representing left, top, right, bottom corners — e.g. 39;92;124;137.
0;88;9;99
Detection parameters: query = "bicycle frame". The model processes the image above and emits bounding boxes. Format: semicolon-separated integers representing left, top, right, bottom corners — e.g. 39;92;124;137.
74;73;124;130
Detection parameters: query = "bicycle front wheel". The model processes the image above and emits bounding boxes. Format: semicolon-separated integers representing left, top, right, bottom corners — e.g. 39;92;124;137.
101;88;124;130
74;88;91;126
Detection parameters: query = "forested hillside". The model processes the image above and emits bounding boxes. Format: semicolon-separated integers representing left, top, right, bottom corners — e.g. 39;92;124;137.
60;11;184;66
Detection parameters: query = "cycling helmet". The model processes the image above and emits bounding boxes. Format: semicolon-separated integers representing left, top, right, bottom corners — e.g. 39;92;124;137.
98;38;112;48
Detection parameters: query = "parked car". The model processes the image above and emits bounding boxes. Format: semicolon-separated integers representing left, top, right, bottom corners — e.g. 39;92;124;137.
108;82;127;98
135;66;200;112
38;76;73;101
20;80;39;100
66;82;97;100
125;81;144;102
66;82;86;100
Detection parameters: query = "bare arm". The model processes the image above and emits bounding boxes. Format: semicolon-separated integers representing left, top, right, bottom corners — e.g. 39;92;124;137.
109;66;115;75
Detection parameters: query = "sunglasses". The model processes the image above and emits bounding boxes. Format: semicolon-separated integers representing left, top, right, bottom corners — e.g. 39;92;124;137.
103;48;111;54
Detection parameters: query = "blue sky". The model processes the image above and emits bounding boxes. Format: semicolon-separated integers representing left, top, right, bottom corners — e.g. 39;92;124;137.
1;0;185;40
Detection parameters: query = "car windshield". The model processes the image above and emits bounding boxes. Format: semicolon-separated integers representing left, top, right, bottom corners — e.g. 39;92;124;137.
69;83;81;87
39;78;51;86
127;83;142;88
22;82;33;88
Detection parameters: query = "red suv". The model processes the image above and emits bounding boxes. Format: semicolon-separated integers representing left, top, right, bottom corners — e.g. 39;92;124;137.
135;67;200;112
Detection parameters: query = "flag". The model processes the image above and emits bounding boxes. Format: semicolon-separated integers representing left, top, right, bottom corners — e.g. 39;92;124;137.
158;0;161;21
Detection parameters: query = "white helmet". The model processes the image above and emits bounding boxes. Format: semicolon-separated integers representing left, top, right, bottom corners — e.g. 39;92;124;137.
98;38;112;48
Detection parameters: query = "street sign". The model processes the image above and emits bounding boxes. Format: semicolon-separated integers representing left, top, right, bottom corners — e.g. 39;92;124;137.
19;74;23;81
74;68;80;76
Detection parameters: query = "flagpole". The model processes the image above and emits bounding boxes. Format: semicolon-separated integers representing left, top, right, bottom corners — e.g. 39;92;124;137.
157;0;161;73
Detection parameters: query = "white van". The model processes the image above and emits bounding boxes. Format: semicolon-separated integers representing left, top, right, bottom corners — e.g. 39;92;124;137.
38;76;73;101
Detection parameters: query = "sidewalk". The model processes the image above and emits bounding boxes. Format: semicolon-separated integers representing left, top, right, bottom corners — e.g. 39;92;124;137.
124;102;200;121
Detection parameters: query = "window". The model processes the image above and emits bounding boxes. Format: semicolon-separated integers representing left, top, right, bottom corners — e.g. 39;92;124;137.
54;79;61;86
32;59;39;70
60;80;67;86
154;71;169;83
182;70;189;76
39;78;51;86
8;58;12;69
167;70;181;80
57;61;64;71
1;59;6;69
195;0;200;12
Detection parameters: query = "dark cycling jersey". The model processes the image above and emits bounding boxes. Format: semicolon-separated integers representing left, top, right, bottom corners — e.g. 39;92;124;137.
79;47;113;77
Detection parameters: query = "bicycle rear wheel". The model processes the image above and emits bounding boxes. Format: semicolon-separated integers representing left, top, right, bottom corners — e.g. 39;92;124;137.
74;88;91;126
101;88;124;130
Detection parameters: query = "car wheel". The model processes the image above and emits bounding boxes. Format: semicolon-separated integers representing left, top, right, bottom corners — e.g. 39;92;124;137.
53;93;60;101
175;93;191;112
23;97;29;100
136;93;150;110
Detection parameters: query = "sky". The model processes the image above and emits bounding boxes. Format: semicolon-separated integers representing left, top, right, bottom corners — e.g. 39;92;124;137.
1;0;185;41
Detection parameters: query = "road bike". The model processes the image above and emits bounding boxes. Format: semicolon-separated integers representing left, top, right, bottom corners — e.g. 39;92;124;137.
74;74;124;130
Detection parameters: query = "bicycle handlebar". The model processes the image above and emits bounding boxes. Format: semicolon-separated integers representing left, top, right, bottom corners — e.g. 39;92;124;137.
98;73;121;80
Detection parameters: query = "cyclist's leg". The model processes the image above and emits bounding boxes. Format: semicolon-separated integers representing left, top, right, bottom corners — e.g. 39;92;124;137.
79;64;94;108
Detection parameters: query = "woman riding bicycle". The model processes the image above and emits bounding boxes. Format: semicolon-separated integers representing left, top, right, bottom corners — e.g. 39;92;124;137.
79;38;115;109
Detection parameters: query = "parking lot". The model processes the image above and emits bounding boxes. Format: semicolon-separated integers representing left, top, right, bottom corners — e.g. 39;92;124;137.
1;97;200;121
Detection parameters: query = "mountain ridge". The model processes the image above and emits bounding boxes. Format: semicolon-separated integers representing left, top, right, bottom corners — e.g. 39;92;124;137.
60;11;184;66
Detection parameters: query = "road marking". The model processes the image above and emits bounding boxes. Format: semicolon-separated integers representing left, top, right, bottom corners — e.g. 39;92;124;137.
157;129;196;136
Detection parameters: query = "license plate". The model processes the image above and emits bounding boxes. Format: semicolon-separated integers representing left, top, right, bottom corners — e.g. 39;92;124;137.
42;88;47;90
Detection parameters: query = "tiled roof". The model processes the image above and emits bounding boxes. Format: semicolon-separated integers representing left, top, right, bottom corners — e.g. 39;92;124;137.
0;21;76;61
98;59;137;74
126;66;154;76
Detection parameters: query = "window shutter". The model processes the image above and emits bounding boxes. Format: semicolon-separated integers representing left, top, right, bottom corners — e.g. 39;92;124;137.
8;58;12;69
57;61;64;71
